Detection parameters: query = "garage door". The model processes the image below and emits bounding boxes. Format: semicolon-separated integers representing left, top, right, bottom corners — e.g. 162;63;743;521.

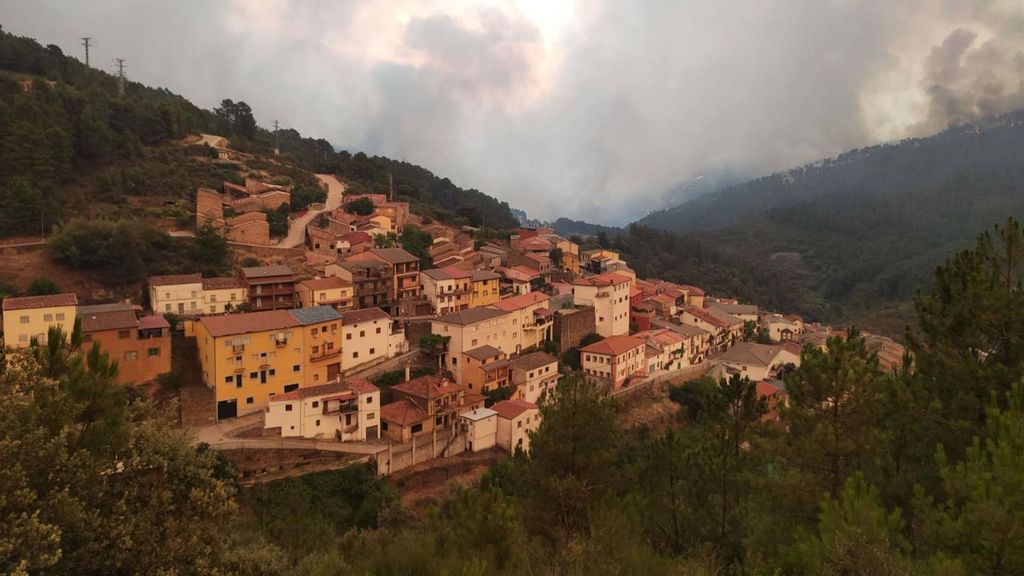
366;425;378;440
217;399;237;420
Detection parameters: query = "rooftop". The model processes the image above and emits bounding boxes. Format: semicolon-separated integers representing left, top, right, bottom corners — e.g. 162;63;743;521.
241;265;294;279
80;309;138;333
434;307;506;326
492;399;538;420
149;273;202;287
493;291;549;311
198;310;298;338
581;335;646;356
138;315;171;330
465;344;503;362
288;306;343;326
369;247;420;264
460;407;498;422
509;351;558;371
270;379;379;402
716;342;790;368
573;272;631;287
469;269;501;281
340;307;390;324
298;277;352;291
380;399;428;426
2;293;78;311
392;374;464;400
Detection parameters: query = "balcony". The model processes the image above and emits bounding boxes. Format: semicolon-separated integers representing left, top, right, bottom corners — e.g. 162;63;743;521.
232;344;245;353
310;347;342;361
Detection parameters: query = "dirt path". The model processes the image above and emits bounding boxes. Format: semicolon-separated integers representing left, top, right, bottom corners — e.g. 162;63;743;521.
278;174;345;249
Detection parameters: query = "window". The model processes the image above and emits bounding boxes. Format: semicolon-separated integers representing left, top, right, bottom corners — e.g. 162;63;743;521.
376;327;382;334
369;348;375;355
352;351;359;359
312;401;319;408
517;420;523;428
284;383;299;393
359;330;365;337
293;364;300;372
382;422;389;431
224;376;233;383
316;419;321;426
367;412;375;420
285;404;293;411
19;316;28;324
269;369;276;376
471;339;478;346
190;302;197;309
250;372;258;379
346;333;352;340
246;397;254;405
411;423;423;434
124;351;138;361
366;396;373;404
165;304;171;312
43;314;53;322
147;347;160;357
435;416;443;425
164;292;170;299
321;326;327;333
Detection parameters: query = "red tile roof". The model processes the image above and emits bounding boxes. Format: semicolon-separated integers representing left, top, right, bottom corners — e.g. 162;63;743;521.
380;399;429;426
202;276;245;290
2;293;78;311
581;335;646;356
392;374;464;400
199;310;298;337
492;399;537;420
492;291;549;311
81;310;137;332
340;307;390;324
138;315;170;330
573;272;631;287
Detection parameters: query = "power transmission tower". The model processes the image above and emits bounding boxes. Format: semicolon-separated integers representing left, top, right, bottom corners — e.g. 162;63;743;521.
388;173;394;202
80;37;92;66
113;58;126;97
273;120;280;153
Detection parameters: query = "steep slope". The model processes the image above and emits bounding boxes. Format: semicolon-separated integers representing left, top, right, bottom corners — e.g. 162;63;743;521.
627;111;1024;332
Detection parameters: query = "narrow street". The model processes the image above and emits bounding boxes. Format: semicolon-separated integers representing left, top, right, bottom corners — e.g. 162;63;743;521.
278;173;345;248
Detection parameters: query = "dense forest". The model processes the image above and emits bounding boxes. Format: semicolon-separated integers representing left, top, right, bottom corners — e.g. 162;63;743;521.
623;112;1024;332
3;218;1022;574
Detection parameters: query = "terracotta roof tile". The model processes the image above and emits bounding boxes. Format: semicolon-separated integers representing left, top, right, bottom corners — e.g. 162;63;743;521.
198;310;298;337
492;399;537;420
581;335;646;356
2;293;78;311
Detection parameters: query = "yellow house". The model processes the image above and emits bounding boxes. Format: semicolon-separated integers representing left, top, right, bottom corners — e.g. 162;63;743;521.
296;277;354;311
420;267;473;315
201;277;248;315
195;310;305;420
149;273;204;316
289;307;344;386
2;293;79;349
469;270;501;308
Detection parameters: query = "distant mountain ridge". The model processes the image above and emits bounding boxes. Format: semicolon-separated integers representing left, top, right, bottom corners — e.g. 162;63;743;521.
639;110;1024;233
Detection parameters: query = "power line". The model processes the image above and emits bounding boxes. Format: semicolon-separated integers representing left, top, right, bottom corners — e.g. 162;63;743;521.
80;37;92;67
112;58;126;97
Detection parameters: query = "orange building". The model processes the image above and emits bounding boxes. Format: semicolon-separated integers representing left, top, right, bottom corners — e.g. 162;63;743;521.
79;304;172;385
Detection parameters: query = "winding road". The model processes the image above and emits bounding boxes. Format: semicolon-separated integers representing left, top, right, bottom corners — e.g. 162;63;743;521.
278;173;345;248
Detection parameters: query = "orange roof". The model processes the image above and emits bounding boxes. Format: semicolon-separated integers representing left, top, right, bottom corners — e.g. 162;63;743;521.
198;310;298;337
683;305;729;328
756;381;785;399
580;335;646;356
492;291;549;311
392;374;464;400
2;293;78;311
492;399;538;420
680;284;705;296
380;399;429;427
573;272;631;287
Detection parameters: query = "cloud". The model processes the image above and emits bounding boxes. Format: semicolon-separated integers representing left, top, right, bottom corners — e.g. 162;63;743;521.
0;0;1021;224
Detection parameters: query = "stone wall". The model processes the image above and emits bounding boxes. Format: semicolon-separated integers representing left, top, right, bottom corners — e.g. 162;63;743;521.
554;305;596;353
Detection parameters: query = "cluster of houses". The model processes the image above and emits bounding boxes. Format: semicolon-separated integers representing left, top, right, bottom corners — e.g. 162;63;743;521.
195;178;293;245
1;212;906;458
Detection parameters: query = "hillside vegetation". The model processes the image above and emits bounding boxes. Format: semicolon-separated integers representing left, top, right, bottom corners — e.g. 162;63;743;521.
631;112;1024;331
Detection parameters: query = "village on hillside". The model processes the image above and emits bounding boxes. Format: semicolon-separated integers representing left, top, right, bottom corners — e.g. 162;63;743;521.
0;134;906;481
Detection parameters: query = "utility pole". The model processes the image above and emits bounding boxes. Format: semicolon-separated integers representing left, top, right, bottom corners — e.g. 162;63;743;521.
113;58;126;97
273;120;280;154
388;173;394;202
80;37;92;66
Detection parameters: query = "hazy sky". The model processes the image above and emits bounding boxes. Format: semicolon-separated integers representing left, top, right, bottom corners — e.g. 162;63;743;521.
2;0;1021;224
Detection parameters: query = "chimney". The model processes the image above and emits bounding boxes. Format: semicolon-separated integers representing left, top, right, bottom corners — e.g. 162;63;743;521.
404;364;411;382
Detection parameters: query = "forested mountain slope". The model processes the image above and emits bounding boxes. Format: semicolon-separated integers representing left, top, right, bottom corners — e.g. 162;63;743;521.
627;112;1024;332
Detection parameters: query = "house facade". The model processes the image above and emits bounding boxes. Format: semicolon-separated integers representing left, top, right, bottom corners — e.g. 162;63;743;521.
572;272;632;337
79;304;171;385
326;260;394;311
347;248;421;303
460;407;498;453
149;273;204;316
265;379;381;440
1;293;78;348
469;270;501;308
296;277;355;311
420;267;473;315
380;374;482;443
492;291;553;351
509;351;558;404
493;399;541;454
240;265;297;311
340;307;392;371
580;335;647;389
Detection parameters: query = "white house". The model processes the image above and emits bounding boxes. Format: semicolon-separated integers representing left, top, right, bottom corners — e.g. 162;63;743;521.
265;378;381;440
460;407;498;453
493;399;540;454
571;272;632;337
509;351;559;404
340;307;392;371
709;342;801;381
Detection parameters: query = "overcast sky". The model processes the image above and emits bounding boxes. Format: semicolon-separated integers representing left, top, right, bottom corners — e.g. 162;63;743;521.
2;0;1021;224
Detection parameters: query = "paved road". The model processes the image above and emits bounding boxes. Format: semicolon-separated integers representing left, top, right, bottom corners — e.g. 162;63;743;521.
278;173;345;248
